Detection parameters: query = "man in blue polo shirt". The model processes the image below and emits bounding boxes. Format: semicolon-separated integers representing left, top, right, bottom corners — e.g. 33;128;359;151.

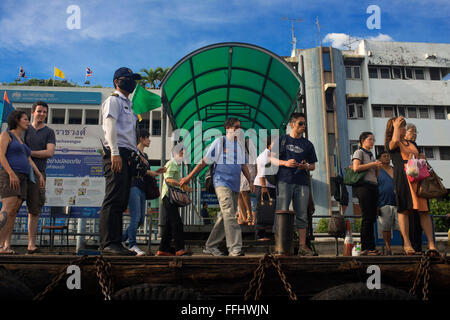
271;112;317;256
180;118;254;256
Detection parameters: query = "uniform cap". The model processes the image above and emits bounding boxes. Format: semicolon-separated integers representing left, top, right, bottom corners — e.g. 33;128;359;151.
113;67;142;80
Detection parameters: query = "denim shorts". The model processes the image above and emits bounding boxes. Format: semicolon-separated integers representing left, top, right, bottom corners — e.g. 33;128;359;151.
276;181;309;229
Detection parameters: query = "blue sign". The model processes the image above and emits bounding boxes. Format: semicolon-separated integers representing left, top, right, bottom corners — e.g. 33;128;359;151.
6;90;102;105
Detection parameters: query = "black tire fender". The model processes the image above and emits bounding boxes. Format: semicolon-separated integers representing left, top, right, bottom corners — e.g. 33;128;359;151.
0;267;34;300
310;282;416;300
112;283;204;300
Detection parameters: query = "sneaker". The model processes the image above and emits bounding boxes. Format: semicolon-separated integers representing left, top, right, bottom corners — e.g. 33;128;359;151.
297;245;314;256
129;245;145;256
156;250;174;256
202;247;226;256
101;244;136;256
229;251;245;257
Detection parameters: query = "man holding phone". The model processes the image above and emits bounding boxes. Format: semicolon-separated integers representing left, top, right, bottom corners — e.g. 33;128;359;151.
271;112;317;256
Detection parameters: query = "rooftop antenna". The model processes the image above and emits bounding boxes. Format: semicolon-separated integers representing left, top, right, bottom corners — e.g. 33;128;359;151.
315;16;322;47
282;17;303;55
343;34;361;50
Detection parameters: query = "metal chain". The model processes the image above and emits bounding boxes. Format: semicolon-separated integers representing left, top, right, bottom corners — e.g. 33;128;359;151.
95;256;113;300
271;257;298;300
409;250;434;300
33;255;90;301
245;254;297;301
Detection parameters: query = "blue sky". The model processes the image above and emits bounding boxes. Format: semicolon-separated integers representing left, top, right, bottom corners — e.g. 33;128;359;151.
0;0;449;87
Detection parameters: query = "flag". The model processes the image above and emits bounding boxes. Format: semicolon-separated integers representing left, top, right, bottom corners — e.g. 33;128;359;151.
86;67;93;77
19;66;27;79
131;84;162;117
54;67;65;79
1;91;14;124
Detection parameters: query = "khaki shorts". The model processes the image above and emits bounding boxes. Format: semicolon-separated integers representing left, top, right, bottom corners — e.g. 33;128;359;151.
0;169;28;200
27;171;46;215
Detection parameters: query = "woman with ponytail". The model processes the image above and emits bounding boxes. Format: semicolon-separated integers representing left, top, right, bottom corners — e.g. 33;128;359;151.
352;131;382;255
384;116;438;256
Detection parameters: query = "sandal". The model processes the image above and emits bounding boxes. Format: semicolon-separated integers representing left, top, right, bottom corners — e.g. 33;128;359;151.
0;247;16;255
403;247;416;256
361;250;381;256
426;249;440;258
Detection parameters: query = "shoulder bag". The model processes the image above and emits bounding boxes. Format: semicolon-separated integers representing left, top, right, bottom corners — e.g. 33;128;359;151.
166;179;191;207
144;174;160;200
417;162;447;199
204;137;226;194
343;167;367;186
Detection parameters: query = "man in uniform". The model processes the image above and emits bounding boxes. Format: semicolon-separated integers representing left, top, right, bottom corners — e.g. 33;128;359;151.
25;101;56;254
99;67;141;255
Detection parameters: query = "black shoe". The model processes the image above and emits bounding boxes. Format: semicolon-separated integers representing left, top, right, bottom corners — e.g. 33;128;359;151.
101;244;136;256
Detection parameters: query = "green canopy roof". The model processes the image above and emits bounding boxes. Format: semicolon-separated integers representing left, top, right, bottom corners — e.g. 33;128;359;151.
161;42;303;168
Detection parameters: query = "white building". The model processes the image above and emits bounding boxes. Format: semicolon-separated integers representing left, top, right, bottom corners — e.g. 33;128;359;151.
344;40;450;187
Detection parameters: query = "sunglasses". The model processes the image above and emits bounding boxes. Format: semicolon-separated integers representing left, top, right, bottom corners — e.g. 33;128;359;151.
297;121;306;127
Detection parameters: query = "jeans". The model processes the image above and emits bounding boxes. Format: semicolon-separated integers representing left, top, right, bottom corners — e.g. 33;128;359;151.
99;148;132;249
159;197;185;252
205;186;242;254
276;181;309;229
123;186;146;247
353;183;379;251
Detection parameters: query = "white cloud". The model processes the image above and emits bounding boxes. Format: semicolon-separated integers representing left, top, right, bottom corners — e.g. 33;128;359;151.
323;32;394;50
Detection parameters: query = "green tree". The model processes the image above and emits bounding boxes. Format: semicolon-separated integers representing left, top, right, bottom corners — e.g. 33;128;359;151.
429;198;450;232
139;67;170;89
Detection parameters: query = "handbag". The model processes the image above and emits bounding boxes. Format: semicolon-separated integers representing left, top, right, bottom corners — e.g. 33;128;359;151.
144;175;160;200
256;190;276;226
328;212;346;238
343;167;367;186
166;180;191;207
417;163;447;199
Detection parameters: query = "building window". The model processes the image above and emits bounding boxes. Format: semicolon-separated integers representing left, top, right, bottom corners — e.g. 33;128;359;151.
347;103;364;119
397;106;406;117
152;111;161;136
85;109;99;125
380;68;390;79
419;107;429;119
439;147;450;160
345;66;360;79
51;108;65;124
372;106;382;117
434;106;446;119
345;66;352;79
392;67;402;79
322;52;331;72
418;147;435;160
429;68;441;80
350;141;359;155
375;145;386;158
407;107;417;118
368;67;378;79
405;68;414;79
383;106;394;118
68;109;82;124
415;69;425;80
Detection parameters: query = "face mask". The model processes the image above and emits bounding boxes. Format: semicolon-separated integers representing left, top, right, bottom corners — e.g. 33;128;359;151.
117;79;136;93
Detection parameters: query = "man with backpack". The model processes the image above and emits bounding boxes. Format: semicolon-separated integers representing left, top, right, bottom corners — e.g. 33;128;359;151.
271;112;317;256
180;118;254;256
